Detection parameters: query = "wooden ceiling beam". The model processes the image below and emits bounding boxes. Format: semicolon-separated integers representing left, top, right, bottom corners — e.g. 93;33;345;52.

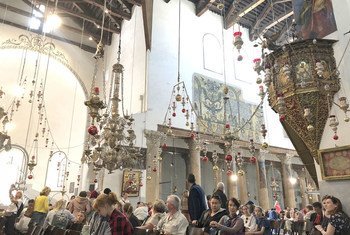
55;0;85;2
125;0;142;6
72;2;121;30
33;0;120;34
249;2;272;39
225;0;241;24
225;0;265;29
62;22;112;46
0;2;111;47
274;18;294;44
249;0;292;40
82;0;132;21
195;0;212;17
1;19;96;53
0;2;32;18
259;9;293;36
141;0;153;50
73;3;85;13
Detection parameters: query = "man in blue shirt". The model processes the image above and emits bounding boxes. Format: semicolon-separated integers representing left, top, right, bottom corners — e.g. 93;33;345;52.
187;173;207;221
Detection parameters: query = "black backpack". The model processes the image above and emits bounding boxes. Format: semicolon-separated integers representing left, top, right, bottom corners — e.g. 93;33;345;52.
51;210;69;229
15;202;24;217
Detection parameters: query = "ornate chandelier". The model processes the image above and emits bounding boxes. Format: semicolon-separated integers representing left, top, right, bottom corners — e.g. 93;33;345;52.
83;38;142;173
0;87;12;151
257;38;349;185
264;39;339;172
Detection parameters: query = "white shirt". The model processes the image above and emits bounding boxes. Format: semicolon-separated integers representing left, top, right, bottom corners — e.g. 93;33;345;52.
6;198;22;213
241;214;257;232
15;215;31;233
134;206;149;221
157;210;189;235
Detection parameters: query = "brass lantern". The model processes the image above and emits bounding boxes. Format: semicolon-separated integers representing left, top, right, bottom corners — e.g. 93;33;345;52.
266;39;340;184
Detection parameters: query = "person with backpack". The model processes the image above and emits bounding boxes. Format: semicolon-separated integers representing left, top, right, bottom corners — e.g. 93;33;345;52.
69;191;91;217
44;199;75;229
4;184;23;235
66;211;86;232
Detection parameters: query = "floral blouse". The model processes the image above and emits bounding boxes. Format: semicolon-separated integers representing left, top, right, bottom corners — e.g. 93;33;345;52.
329;212;350;235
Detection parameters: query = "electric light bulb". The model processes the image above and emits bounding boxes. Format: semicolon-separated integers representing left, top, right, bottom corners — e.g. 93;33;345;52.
4;122;15;132
29;17;41;30
12;85;25;97
43;13;62;33
230;174;238;182
289;177;297;185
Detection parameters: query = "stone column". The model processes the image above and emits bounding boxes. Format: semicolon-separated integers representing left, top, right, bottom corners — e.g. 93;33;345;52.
219;144;238;199
145;130;166;202
238;169;249;203
299;174;309;208
185;139;202;186
311;194;319;203
214;162;223;186
279;154;296;208
257;151;270;210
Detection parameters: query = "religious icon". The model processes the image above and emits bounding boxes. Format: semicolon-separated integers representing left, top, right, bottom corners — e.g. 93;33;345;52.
121;169;142;197
293;0;337;39
318;145;350;180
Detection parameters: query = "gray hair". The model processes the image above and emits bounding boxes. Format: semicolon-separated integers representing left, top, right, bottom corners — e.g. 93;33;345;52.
167;194;181;211
217;182;225;191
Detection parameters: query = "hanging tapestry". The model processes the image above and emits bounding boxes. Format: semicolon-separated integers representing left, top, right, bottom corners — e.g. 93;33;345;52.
192;73;263;141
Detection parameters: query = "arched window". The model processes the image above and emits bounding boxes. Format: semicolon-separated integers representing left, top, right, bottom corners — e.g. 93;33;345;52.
0;145;28;205
45;151;68;192
203;33;223;74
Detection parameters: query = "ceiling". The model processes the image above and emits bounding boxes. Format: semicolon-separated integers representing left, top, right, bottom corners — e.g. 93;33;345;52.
0;0;142;53
0;0;295;53
188;0;294;42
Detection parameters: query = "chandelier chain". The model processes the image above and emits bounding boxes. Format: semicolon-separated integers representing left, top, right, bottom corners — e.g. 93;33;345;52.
177;0;181;83
24;52;41;151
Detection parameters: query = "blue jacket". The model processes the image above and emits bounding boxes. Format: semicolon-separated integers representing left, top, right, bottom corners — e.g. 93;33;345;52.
188;183;207;221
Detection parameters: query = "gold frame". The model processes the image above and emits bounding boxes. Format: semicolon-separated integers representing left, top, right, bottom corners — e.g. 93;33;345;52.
121;169;142;197
318;145;350;180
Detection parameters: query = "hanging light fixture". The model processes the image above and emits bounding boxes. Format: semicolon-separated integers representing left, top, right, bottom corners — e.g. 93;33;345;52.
270;162;279;192
264;38;341;171
0;91;11;151
83;35;142;172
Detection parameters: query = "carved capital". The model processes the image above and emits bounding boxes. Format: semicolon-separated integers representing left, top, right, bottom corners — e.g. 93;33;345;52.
144;130;166;147
277;153;294;165
257;151;266;162
185;138;199;151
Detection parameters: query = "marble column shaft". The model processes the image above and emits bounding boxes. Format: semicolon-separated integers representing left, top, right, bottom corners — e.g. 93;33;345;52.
145;130;166;203
186;139;201;186
280;155;296;208
220;145;238;199
299;176;309;208
257;152;270;210
214;166;222;187
238;171;248;204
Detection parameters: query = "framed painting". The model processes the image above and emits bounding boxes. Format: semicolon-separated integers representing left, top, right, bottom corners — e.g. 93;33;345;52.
121;169;142;197
293;0;337;39
318;146;350;180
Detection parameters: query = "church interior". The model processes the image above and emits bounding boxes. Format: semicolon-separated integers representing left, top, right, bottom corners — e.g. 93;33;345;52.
0;0;350;234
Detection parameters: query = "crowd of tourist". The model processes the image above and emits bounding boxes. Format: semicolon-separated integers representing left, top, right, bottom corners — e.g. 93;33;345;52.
2;173;350;235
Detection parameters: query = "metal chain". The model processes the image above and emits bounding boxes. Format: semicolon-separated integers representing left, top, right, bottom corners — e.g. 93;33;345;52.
102;57;107;103
90;59;98;94
121;67;125;117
